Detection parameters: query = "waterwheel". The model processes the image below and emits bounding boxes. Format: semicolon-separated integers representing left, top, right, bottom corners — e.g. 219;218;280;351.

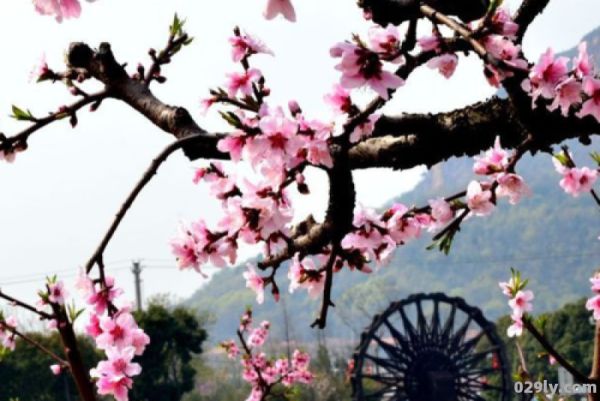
351;293;511;401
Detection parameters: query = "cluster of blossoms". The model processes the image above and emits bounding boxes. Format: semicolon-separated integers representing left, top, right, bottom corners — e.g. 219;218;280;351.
181;13;536;305
177;29;350;302
330;25;405;99
585;273;600;320
74;271;150;401
339;136;530;271
0;314;18;351
522;43;598;121
221;310;313;401
552;150;598;197
499;270;534;338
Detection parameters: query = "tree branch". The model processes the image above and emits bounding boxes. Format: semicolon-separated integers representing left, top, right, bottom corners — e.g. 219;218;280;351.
514;0;552;44
66;42;227;161
524;317;591;384
350;96;600;170
0;290;53;320
85;134;205;274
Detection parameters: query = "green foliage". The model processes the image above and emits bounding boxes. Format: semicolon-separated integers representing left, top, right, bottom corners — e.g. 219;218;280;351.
131;300;208;401
0;333;99;401
497;298;595;383
10;105;36;121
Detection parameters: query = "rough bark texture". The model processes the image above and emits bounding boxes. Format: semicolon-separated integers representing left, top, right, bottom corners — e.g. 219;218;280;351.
67;42;225;161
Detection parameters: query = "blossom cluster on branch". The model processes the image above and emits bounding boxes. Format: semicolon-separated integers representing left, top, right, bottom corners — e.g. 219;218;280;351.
221;309;313;401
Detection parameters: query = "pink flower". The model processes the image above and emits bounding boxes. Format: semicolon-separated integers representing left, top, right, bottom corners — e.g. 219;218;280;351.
4;316;18;329
324;84;352;115
473;137;509;176
483;35;528;81
497;173;531;205
548;78;583;116
549;355;557;366
507;313;524;337
522;48;569;105
247;321;270;347
498;278;515;297
490;8;519;38
85;313;103;338
578;78;600;123
292;350;311;371
574;42;594;79
386;203;421;244
229;32;273;62
429;198;454;228
47;281;68;305
2;335;16;351
217;131;247;162
95;375;133;401
418;35;441;52
466;181;495;217
225;69;262;98
427;54;459;79
350;114;380;143
221;340;240;359
264;0;296;22
288;254;326;298
30;54;50;82
587;295;600;321
96;312;137;350
92;346;142;379
85;276;123;315
558;167;598;197
33;0;82;22
50;364;62;375
509;290;534;316
331;42;404;100
130;329;150;356
368;25;402;57
243;265;266;304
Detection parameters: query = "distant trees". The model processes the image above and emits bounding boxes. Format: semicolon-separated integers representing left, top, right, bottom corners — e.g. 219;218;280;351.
131;300;208;401
0;300;207;401
0;333;99;401
498;298;595;382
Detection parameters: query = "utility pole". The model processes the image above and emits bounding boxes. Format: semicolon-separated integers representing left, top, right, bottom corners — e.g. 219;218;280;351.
132;260;143;311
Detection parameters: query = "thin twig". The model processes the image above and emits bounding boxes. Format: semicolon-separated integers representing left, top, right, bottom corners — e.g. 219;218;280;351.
523;317;590;383
312;246;339;329
0;290;53;320
84;133;204;273
3;91;109;150
4;325;67;365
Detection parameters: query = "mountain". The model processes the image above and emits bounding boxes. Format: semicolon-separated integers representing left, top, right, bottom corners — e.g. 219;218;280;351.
185;28;600;346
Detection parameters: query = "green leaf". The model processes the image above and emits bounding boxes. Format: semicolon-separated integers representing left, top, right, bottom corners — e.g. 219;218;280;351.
10;105;35;121
553;153;570;168
219;111;243;128
487;0;504;13
591;151;600;166
170;13;186;37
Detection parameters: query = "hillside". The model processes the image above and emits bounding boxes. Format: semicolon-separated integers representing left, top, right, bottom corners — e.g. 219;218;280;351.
186;29;600;346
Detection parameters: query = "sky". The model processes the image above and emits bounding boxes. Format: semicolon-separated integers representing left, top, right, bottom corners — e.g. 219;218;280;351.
0;0;599;316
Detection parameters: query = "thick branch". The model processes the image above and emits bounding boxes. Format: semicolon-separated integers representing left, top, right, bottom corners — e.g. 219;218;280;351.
67;42;227;161
514;0;552;43
350;96;600;170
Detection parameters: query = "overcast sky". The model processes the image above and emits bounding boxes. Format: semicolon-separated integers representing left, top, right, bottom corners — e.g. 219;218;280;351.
0;0;599;313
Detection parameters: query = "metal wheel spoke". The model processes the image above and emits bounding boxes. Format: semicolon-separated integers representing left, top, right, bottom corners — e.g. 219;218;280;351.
352;294;510;401
364;352;405;373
